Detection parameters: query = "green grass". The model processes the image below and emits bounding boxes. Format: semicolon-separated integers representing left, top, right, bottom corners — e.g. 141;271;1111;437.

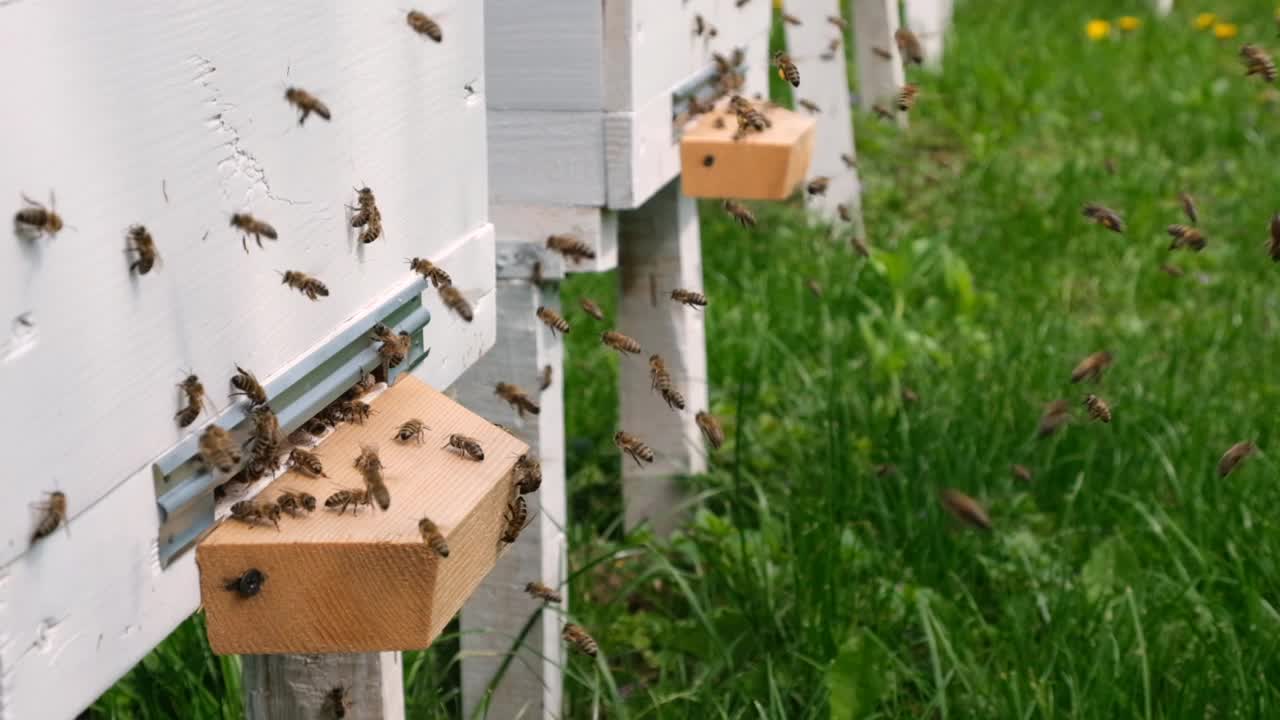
95;0;1280;717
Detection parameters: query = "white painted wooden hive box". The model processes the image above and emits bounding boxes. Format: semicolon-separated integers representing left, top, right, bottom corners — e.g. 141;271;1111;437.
0;1;493;718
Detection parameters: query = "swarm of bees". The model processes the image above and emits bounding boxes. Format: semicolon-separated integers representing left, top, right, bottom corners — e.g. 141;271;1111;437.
1241;44;1277;82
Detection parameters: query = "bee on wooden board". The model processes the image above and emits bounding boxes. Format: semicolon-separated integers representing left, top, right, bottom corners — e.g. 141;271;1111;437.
445;433;485;461
1269;214;1280;262
614;431;655;468
199;425;242;473
539;364;553;391
547;234;596;262
224;568;266;598
229;213;278;253
563;622;599;657
419;517;449;557
276;489;317;516
515;454;543;495
1179;192;1199;225
1011;464;1033;482
723;199;756;228
526;581;562;603
1241;44;1277;82
325;488;372;516
939;488;991;531
602;330;642;355
896;83;919;113
408;257;452;288
319;402;348;428
284;86;331;125
280;270;330;300
354;444;384;474
397;418;429;445
1218;441;1257;477
287;447;327;478
1083;393;1112;423
1070;351;1112;384
781;12;801;26
1082;203;1125;233
406;9;443;42
827;14;849;31
495;381;541;417
230;499;281;530
30;491;68;544
340;399;374;425
175;373;207;428
500;495;532;544
670;289;707;309
126;224;160;275
807;177;831;196
361;466;391;511
895;28;924;65
536;306;570;335
14;191;65;240
377;330;412;372
773;51;800;88
439;285;474;322
1038;399;1071;438
349;186;383;244
696;410;725;450
1167;224;1206;252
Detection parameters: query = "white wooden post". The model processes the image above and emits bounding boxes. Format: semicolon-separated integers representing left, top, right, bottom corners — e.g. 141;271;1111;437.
902;0;954;68
852;0;907;123
1154;0;1173;16
243;653;404;720
617;179;708;534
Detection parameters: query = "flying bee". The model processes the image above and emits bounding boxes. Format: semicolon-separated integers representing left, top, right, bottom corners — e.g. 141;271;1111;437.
1083;394;1112;423
361;466;391;511
526;581;562;603
1011;464;1033;482
693;14;709;36
324;488;372;516
229;365;268;407
199;425;242;473
14;191;65;240
806;278;823;298
807;177;831;196
1218;441;1257;477
614;431;655;468
875;463;897;478
895;28;924;65
223;568;266;598
837;204;853;223
1167;225;1206;252
871;104;895;120
276;489;317;516
340;399;374;425
896;83;918;112
30;491;67;544
781;12;801;25
601;331;642;355
1159;263;1185;277
1179;192;1199;224
175;373;207;428
229;213;278;253
773;51;800;88
1269;214;1280;261
670;289;707;308
648;354;685;410
827;14;849;31
284;86;331;125
319;403;347;429
279;270;330;300
536;306;570;335
797;99;821;114
126;224;160;275
515;454;543;495
1070;351;1112;384
286;447;327;478
696;411;725;450
723;199;756;227
1082;203;1125;233
939;488;991;531
539;364;553;391
563;623;598;657
1038;399;1071;438
579;297;605;321
419;517;449;557
348;187;382;244
1241;44;1277;82
439;285;474;322
408;257;452;287
444;433;485;461
397;418;429;445
841;153;857;169
229;500;281;530
495;382;541;417
500;495;531;543
546;234;596;262
406;9;443;42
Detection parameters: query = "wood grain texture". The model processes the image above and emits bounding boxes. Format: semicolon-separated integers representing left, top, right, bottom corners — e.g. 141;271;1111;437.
456;281;567;720
484;0;604;111
196;374;529;655
617;180;709;535
903;0;954;68
679;101;816;200
852;0;906;122
491;204;619;274
243;652;404;720
487;110;607;207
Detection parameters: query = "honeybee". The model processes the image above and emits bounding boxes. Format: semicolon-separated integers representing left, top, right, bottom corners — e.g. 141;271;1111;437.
406;9;443;42
670;289;707;308
1011;464;1033;482
126;224;160;275
303;417;329;436
939;489;991;531
344;369;378;401
781;12;801;25
1218;441;1257;477
526;581;562;603
806;278;823;298
1241;44;1277;82
341;399;374;425
895;28;924;65
500;495;531;543
871;104;895;120
696;411;725;450
562;622;599;657
841;153;857;169
1070;351;1112;384
223;568;266;598
723;199;756;227
614;431;655;468
280;270;330;300
361;466;391;511
229;213;278;253
1038;399;1071;438
495;382;541;417
1269;214;1280;261
546;234;596;262
354;444;384;474
276;489;317;516
827;14;849;31
287;447;327;478
319;402;348;428
1083;394;1112;423
1082;203;1125;233
773;51;800;88
284;87;331;125
648;354;685;410
30;491;67;544
324;488;372;516
251;405;282;445
14;191;65;240
323;686;352;719
693;14;710;36
229;364;268;406
896;83;918;112
796;99;821;114
515;454;543;495
1167;225;1206;252
836;204;853;223
807;177;831;196
230;500;281;530
397;418;429;445
853;236;871;258
439;285;474;322
445;433;485;461
875;463;897;478
175;374;207;428
378;330;412;372
1179;192;1199;224
408;257;452;288
539;364;553;391
1159;263;1184;277
536;306;570;335
199;425;242;473
419;517;450;557
902;388;920;404
601;331;642;355
349;186;382;244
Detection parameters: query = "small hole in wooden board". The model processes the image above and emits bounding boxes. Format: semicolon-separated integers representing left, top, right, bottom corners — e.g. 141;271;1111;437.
703;155;715;167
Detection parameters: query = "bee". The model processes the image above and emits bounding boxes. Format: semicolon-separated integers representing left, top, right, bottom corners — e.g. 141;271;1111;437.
279;270;330;300
1070;351;1112;384
1218;441;1257;477
1241;44;1277;82
175;374;206;428
1103;157;1118;175
841;153;857;169
896;83;919;112
939;489;991;531
323;686;352;719
601;331;642;355
319;403;348;428
807;177;831;196
324;488;372;516
773;51;800;88
397;418;429;445
341;399;374;425
837;204;854;223
806;278;823;298
1165;224;1205;252
286;447;327;478
1159;263;1185;278
14;192;65;240
378;330;412;372
302;417;330;437
406;9;443;42
229;364;268;407
408;257;452;288
361;465;391;511
1269;214;1280;262
445;433;485;461
827;14;849;31
536;306;570;335
562;623;598;657
526;581;562;603
875;463;897;478
670;289;707;309
1038;399;1071;438
546;234;596;262
1082;203;1125;233
614;431;655;468
439;285;474;322
693;14;709;36
796;99;821;114
515;454;543;495
902;388;920;404
730;95;771;133
126;225;160;275
781;12;801;25
230;500;281;530
1011;464;1033;482
223;568;266;598
500;495;531;543
1179;192;1199;224
495;382;541;417
276;489;317;516
199;425;242;473
1083;394;1112;423
648;354;685;410
895;28;924;65
419;517;450;557
723;199;756;227
30;491;67;544
251;405;282;446
349;186;382;244
229;213;278;253
539;364;553;391
735;0;751;6
284;86;331;125
871;104;895;121
696;411;725;450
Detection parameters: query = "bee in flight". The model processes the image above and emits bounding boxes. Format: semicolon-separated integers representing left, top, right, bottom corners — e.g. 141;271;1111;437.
536;306;570;335
723;199;756;228
280;270;330;300
439;285;474;322
546;234;596;262
14;191;65;240
807;177;830;196
563;623;599;657
230;213;278;253
773;51;800;88
495;382;541;417
601;331;642;355
1167;224;1206;252
284;87;331;125
1241;44;1277;82
1083;394;1112;423
797;99;821;114
1082;203;1125;233
580;297;605;320
896;84;919;112
670;289;707;309
939;488;991;531
1218;441;1257;477
406;9;443;42
1070;351;1112;384
1270;214;1280;262
696;411;724;450
1179;192;1199;224
1011;464;1033;482
895;28;924;65
614;431;655;468
525;581;562;603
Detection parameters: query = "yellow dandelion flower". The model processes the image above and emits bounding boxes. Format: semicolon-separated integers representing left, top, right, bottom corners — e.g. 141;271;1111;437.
1193;13;1217;30
1214;22;1239;40
1117;16;1141;32
1086;19;1111;41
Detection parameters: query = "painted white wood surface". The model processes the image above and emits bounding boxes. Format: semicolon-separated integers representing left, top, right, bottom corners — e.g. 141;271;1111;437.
492;204;619;274
782;0;864;227
0;226;495;720
455;281;567;720
852;0;906;121
484;0;604;112
617;180;708;534
903;0;954;68
243;652;405;720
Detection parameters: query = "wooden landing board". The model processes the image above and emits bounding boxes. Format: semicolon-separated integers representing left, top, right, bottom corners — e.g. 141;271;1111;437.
679;101;816;200
196;374;529;656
